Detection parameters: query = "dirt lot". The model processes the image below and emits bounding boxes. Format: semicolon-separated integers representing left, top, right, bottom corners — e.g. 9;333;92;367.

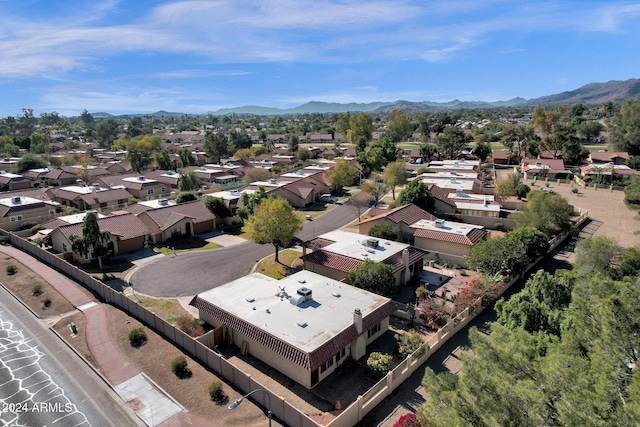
0;253;85;316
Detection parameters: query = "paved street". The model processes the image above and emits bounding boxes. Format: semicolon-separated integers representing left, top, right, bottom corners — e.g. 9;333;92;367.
131;202;358;297
0;286;138;427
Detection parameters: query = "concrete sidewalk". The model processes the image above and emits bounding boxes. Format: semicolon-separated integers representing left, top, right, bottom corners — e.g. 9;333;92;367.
0;245;215;427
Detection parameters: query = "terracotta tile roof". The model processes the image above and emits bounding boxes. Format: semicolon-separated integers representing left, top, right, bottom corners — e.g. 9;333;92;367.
138;200;216;227
427;184;456;207
44;168;77;180
589;151;629;162
382;247;429;274
0;201;55;218
57;213;150;240
304;237;334;251
159;212;193;231
280;180;314;199
79;188;133;205
190;296;395;370
358;203;437;226
413;227;487;246
301;250;363;273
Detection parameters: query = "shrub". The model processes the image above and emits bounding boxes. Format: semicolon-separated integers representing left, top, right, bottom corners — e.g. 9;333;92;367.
32;284;42;296
128;327;147;347
6;264;17;275
396;330;425;359
571;187;579;194
0;236;8;245
19;220;37;231
208;380;228;403
368;223;401;241
128;197;139;205
177;316;205;337
171;355;191;378
42;297;51;309
415;286;429;301
367;352;393;379
514;183;531;199
175;192;197;204
393;413;421;427
30;224;42;234
418;298;450;330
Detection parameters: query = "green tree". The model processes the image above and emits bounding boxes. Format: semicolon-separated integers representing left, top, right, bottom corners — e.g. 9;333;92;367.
435;126;471;160
178;170;200;192
335;112;351;136
177;148;196;167
242;198;303;263
495;270;574;336
243;167;272;184
510;190;574;236
562;137;590;165
330;160;359;190
69;212;111;270
154;149;173;170
624;176;640;208
500;124;537;163
419;143;438;163
385;111;414;142
79;109;94;127
229;130;253;150
347;112;374;152
204;196;231;218
368;223;401;241
96;118;119;148
383;161;408;200
396;330;425;359
125;135;162;173
347;259;397;297
607;99;640;155
360;174;388;207
237;186;268;221
573;236;621;280
394;179;434;213
288;134;299;153
126;117;144;138
0;135;20;157
175;192;197;204
12;154;48;174
29;132;49;154
473;140;491;163
467;234;529;277
203;131;229;165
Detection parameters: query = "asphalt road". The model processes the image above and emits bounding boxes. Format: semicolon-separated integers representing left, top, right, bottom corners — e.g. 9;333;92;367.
131;201;359;297
0;286;138;427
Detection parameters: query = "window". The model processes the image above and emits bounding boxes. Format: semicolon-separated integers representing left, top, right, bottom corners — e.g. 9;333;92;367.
10;215;23;222
320;363;327;374
326;357;334;369
161;187;166;193
341;348;346;359
367;323;381;339
62;243;67;252
147;189;154;195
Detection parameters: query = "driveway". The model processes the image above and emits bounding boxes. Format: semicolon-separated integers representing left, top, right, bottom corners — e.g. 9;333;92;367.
130;203;359;297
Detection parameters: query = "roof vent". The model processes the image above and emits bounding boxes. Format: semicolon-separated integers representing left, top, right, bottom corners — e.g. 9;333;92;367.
245;297;255;303
296;321;308;328
289;294;305;306
450;177;457;183
268;178;277;184
332;291;341;298
435;219;446;228
456;188;464;196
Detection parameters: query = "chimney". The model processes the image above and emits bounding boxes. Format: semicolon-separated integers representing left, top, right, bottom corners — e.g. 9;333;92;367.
402;249;409;271
354;309;363;335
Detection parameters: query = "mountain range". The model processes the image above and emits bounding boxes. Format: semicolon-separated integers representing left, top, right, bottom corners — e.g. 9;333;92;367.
93;78;640;118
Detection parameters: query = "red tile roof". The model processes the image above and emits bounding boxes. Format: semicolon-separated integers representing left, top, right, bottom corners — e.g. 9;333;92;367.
190;296;395;370
57;213;150;240
301;250;363;273
589;151;629;162
413;227;487;246
427;184;456;207
358;203;437;226
304;237;334;251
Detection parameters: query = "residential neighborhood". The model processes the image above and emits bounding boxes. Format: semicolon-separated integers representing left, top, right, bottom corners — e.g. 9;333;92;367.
0;98;639;427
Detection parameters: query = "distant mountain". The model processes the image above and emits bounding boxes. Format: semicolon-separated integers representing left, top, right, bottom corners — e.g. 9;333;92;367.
526;78;640;106
86;78;640;118
209;101;389;115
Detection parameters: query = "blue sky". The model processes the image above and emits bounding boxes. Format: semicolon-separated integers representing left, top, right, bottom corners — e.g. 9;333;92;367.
1;0;639;117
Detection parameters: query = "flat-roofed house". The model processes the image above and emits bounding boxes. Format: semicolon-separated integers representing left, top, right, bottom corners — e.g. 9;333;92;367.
447;190;502;218
189;270;396;389
410;218;488;268
358;203;437;242
301;230;427;286
135;200;216;244
48;213;151;262
0;195;59;231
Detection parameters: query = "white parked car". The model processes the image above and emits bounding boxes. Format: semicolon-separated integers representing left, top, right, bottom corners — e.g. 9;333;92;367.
319;194;337;203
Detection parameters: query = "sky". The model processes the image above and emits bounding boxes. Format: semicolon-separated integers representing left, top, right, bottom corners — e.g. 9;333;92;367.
1;0;640;117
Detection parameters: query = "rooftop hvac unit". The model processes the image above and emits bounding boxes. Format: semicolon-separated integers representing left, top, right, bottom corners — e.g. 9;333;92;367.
11;196;21;204
158;199;168;205
138;176;145;180
297;287;313;302
364;238;379;248
435;219;446;228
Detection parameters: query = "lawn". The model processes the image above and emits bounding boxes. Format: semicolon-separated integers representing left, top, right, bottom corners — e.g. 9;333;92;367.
153;236;221;254
255;249;303;279
296;202;336;221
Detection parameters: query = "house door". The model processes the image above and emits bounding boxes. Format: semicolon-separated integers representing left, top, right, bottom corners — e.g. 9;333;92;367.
186;222;192;236
311;369;319;387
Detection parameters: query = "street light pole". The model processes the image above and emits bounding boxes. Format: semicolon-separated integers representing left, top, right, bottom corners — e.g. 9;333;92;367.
228;388;272;427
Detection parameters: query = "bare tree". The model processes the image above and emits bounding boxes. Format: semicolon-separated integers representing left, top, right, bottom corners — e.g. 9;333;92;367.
348;191;372;222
